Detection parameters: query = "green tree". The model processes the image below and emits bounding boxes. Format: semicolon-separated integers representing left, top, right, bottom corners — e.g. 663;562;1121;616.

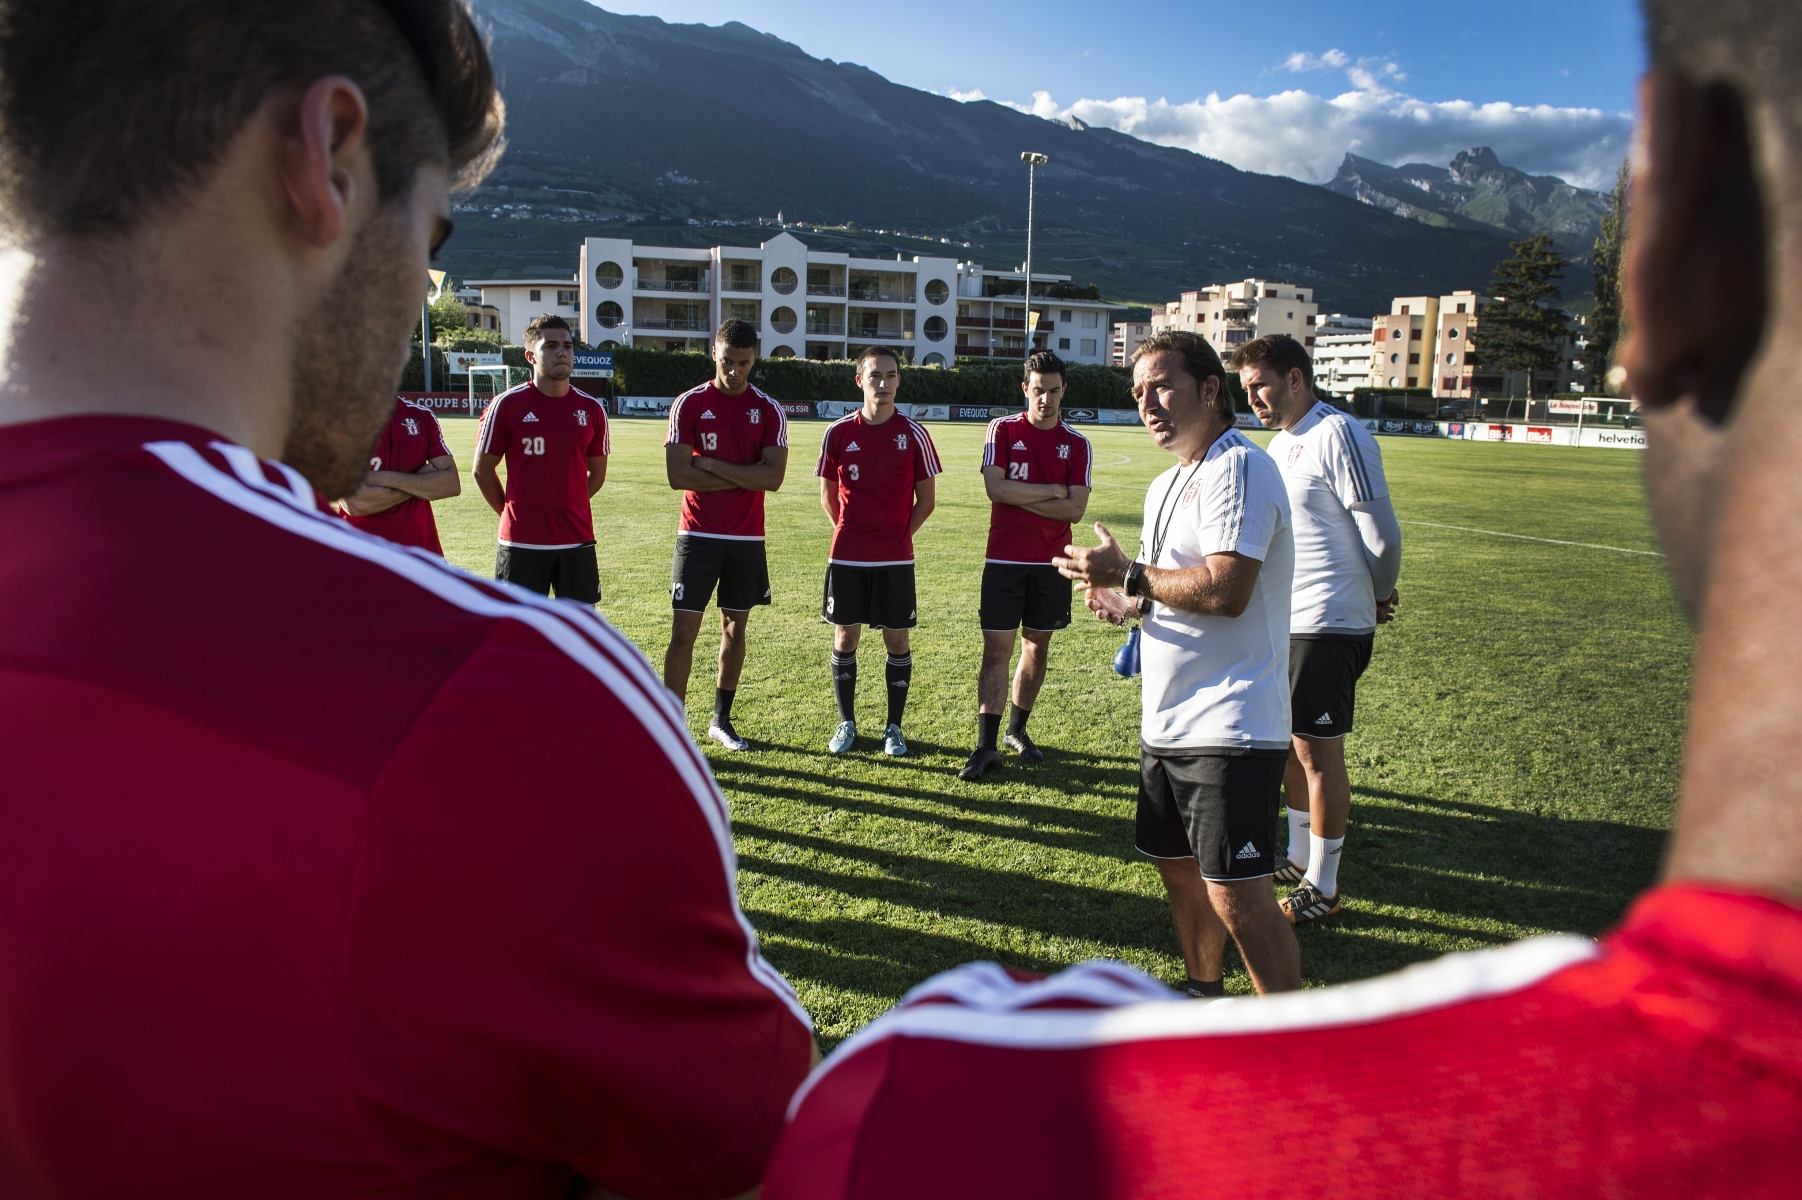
1583;160;1628;392
1475;234;1569;404
426;285;471;343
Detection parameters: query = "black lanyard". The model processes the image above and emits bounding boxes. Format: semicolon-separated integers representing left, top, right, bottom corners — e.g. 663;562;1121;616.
1143;457;1207;569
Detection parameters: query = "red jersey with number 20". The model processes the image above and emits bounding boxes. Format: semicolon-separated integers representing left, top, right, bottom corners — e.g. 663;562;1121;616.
478;382;609;548
765;884;1802;1200
816;410;941;565
981;413;1093;564
341;398;452;554
665;382;788;539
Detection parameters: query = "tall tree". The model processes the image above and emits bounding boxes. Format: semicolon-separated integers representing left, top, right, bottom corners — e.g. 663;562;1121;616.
428;286;471;343
1475;234;1569;404
1582;161;1628;391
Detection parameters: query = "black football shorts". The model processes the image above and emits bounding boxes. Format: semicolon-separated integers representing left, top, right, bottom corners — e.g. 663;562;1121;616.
822;563;917;629
1289;634;1375;738
979;562;1072;632
671;534;772;612
1136;747;1286;881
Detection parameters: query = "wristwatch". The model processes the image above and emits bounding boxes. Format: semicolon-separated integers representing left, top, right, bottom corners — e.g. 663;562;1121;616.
1124;560;1146;599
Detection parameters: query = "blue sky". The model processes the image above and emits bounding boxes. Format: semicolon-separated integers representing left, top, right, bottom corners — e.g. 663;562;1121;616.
593;1;1644;188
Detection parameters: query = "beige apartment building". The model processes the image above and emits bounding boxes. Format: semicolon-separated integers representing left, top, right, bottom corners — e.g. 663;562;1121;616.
1111;319;1153;366
1370;290;1579;400
1151;279;1321;354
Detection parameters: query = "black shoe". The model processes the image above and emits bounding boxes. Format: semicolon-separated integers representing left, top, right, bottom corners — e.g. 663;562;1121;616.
958;747;1003;781
1003;730;1044;763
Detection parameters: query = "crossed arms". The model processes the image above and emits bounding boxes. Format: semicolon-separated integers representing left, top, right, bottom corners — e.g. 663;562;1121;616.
666;444;789;493
981;466;1091;524
340;456;461;516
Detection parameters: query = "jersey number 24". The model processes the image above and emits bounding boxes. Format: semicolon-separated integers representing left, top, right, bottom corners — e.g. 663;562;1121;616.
1008;461;1030;481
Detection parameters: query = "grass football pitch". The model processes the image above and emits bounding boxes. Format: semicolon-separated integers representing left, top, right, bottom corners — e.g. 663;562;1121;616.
432;416;1690;1046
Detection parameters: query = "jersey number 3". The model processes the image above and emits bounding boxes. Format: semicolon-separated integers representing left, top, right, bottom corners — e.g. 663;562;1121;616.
847;463;860;481
1008;461;1030;481
522;436;546;456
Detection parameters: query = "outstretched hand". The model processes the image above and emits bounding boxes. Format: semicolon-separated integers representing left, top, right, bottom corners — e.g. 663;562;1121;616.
1054;522;1131;590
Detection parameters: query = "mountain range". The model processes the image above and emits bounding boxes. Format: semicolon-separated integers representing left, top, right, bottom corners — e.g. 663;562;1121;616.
446;0;1596;312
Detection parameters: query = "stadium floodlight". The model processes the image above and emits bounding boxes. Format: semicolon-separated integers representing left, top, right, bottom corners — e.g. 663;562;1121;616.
1021;152;1050;343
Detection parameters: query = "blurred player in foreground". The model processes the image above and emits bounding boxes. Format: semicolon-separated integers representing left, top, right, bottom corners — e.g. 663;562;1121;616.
817;347;941;756
958;350;1093;781
0;4;812;1196
339;396;460;553
760;2;1802;1192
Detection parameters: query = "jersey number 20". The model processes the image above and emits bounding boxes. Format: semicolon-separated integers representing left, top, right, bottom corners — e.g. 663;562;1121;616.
522;436;546;456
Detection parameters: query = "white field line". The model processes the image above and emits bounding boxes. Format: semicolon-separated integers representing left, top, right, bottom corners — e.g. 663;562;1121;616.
1400;520;1663;557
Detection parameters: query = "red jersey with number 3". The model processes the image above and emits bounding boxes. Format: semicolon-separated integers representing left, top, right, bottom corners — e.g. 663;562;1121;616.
816;411;941;565
341;398;452;554
477;382;609;548
665;382;788;539
981;413;1093;564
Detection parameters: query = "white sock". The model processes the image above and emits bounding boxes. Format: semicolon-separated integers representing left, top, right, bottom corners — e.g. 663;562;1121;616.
1285;807;1310;867
1306;833;1344;897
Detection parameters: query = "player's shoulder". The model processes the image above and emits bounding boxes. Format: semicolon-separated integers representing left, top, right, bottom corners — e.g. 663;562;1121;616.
398;397;438;419
569;384;605;407
823;412;858;440
1055;419;1093;444
486;382;533;413
671;381;714;413
745;383;779;407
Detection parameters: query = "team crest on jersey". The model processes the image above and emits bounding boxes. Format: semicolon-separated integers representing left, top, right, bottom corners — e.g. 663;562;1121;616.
895;433;908;451
749;408;761;424
575;410;588;427
1057;443;1070;459
701;409;716;420
846;441;860;451
1181;481;1201;507
402;417;419;436
523;412;539;422
1012;440;1027;451
1287;444;1304;467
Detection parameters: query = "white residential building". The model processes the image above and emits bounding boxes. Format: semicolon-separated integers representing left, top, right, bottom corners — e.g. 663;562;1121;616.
1150;279;1321;354
1313;332;1376;399
1111;319;1153;366
462;278;582;344
570;231;1113;365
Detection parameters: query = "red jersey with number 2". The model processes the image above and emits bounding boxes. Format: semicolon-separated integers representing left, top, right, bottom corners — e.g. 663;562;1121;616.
341;399;452;554
981;414;1093;564
478;383;609;548
816;411;941;565
665;382;788;539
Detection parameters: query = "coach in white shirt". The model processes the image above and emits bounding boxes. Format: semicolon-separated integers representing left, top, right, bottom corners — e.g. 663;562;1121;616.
1057;330;1300;996
1238;335;1402;929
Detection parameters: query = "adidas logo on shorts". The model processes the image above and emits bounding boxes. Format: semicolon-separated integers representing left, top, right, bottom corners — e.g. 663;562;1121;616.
1234;842;1259;860
1314;712;1334;725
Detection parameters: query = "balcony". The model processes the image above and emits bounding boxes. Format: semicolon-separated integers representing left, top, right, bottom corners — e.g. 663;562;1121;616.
635;317;714;331
956;346;990;357
956;316;991;329
992;318;1025;330
807;283;847;297
721;280;761;293
635;277;709;293
847;287;916;304
806;322;846;336
850;327;914;342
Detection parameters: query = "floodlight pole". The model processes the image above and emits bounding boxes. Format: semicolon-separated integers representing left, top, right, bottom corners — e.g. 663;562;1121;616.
1021;151;1049;357
421;299;432;392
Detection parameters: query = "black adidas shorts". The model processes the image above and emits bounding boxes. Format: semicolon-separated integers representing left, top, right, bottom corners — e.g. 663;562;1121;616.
822;563;917;629
671;534;771;612
495;543;600;605
1289;633;1375;738
979;562;1072;632
1136;746;1286;881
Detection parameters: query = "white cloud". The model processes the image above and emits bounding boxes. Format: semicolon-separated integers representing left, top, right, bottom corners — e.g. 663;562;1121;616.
945;87;988;103
991;63;1630;190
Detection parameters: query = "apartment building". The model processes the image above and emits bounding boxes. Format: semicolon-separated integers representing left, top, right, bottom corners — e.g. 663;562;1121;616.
570;231;1113;366
1372;290;1580;399
1111;319;1153;366
463;278;582;344
1150;279;1321;354
452;285;502;334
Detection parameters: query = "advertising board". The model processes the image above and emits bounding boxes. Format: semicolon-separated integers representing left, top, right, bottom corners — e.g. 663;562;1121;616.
571;350;613;379
1525;426;1555;444
446;351;502;375
1486;424;1512;440
1548;398;1599;415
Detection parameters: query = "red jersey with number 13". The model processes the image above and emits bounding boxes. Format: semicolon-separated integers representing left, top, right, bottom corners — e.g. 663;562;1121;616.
478;383;609;549
341;399;452;554
816;411;941;565
665;382;788;539
981;413;1093;564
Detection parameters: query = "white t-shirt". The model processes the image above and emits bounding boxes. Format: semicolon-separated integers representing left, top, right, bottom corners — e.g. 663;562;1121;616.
1267;401;1390;635
1137;428;1294;752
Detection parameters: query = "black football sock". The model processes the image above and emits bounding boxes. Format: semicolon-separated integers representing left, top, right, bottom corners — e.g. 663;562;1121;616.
1006;706;1031;737
977;713;1002;751
1184;977;1226;998
713;688;735;725
831;652;857;723
885;653;912;727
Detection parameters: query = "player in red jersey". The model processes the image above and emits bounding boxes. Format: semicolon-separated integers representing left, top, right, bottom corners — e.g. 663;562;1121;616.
758;5;1802;1192
339;397;460;554
0;6;813;1198
474;314;610;604
958;351;1092;781
663;319;789;751
816;346;941;756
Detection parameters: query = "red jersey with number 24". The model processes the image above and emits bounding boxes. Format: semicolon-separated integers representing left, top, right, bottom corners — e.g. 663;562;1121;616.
478;382;609;548
342;399;452;555
981;413;1093;564
816;411;941;565
665;382;788;539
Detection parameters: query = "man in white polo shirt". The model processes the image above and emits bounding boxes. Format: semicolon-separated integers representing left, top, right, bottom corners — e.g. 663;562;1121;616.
1057;330;1299;996
1238;334;1402;927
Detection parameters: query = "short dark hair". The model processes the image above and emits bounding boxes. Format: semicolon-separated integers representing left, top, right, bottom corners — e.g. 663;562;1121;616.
714;319;759;351
1229;334;1314;388
1024;349;1066;382
854;345;901;374
1131;330;1233;424
523;314;571;348
0;0;504;241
